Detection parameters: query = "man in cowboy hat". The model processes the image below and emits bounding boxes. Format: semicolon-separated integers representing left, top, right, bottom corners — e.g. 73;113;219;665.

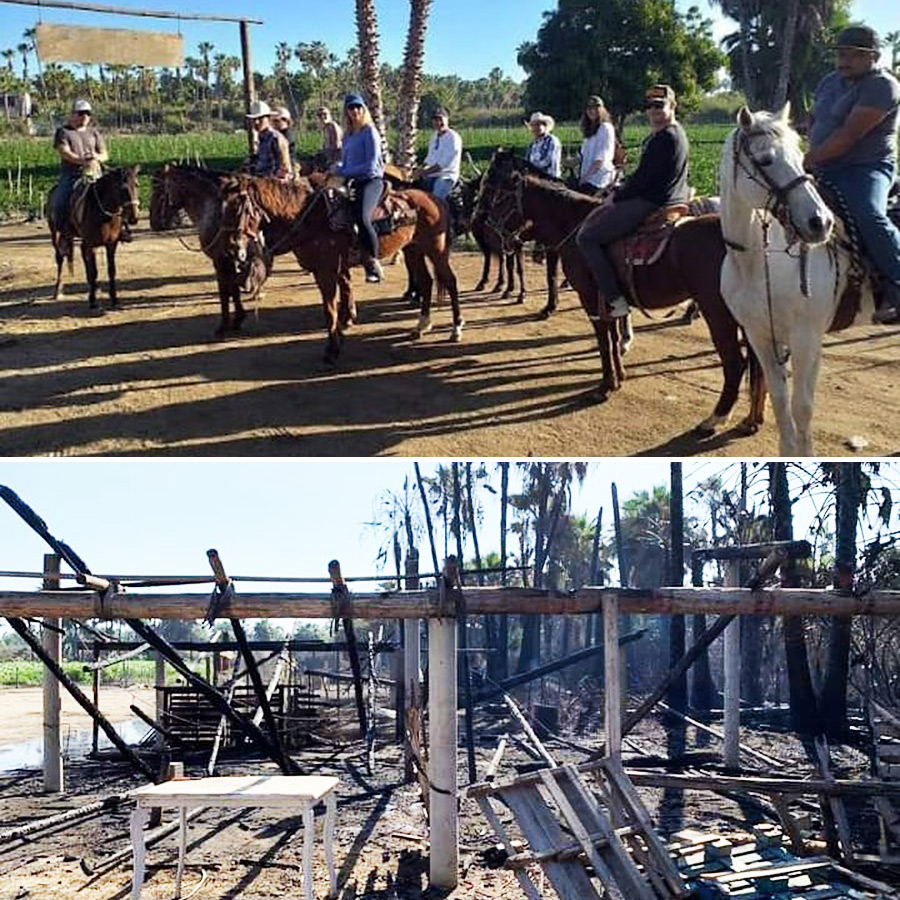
414;107;463;200
576;83;689;318
50;98;109;239
246;100;291;179
805;24;900;323
525;111;562;177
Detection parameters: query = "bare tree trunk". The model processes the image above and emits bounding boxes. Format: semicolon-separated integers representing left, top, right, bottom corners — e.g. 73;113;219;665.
396;0;432;169
355;0;387;149
820;463;859;737
496;462;509;682
738;0;757;108
772;0;799;109
413;461;440;578
668;463;687;711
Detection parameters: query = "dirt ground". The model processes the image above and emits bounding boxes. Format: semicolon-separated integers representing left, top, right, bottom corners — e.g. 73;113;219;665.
1;698;897;900
0;686;155;743
1;218;897;456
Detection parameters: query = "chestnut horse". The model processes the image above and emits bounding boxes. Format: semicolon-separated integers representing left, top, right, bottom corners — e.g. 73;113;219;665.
48;165;139;311
221;175;462;363
476;151;765;434
149;164;353;338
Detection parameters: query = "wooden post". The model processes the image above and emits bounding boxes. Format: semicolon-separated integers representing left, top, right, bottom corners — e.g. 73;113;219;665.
155;651;165;724
428;615;458;889
42;553;63;793
91;641;100;755
239;19;255;158
403;617;421;782
724;561;741;769
604;593;621;761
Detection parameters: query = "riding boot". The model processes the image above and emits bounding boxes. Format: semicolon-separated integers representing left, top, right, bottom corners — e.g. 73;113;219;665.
364;257;384;283
873;280;900;324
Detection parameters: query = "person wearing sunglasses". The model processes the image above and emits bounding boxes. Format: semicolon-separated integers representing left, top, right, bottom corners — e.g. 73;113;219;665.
575;83;689;318
804;25;900;324
331;93;385;283
50;98;109;240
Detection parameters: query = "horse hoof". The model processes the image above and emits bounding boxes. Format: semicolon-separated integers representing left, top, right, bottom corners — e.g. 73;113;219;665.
736;418;761;436
536;306;553;321
413;315;433;338
450;321;465;343
474;281;486;292
517;295;526;305
621;340;633;356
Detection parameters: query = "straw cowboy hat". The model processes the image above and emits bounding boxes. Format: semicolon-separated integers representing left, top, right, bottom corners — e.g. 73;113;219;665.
525;111;555;130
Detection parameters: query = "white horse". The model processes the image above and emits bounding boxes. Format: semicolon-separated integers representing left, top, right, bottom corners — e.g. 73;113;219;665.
718;105;877;455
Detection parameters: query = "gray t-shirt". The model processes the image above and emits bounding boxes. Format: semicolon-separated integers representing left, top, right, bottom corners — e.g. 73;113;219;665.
809;67;900;167
54;125;106;176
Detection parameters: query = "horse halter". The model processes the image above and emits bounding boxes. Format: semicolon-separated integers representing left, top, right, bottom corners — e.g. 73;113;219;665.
93;169;139;222
732;130;812;236
477;169;533;252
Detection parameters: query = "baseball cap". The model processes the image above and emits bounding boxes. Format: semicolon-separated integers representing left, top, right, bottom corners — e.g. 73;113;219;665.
645;84;675;103
833;25;880;52
73;99;92;113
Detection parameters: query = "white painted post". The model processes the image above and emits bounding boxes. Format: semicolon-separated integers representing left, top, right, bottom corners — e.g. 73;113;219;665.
604;593;621;761
42;553;63;793
428;616;458;889
724;561;741;768
403;618;421;780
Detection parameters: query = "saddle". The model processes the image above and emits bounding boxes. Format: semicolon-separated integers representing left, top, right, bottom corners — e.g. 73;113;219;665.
323;181;418;239
619;200;713;268
68;162;103;233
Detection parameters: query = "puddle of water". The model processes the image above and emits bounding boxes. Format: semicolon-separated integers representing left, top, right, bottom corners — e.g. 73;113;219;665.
0;718;149;771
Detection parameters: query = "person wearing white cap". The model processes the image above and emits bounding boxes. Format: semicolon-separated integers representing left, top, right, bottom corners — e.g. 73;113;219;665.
50;98;108;237
246;100;291;179
271;105;297;163
524;111;562;178
414;108;462;200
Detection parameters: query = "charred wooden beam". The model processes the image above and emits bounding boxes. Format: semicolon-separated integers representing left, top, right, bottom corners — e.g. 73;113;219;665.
206;549;291;773
89;639;396;653
0;790;133;843
330;560;366;737
6;585;900;619
129;704;185;748
125;617;298;774
4;617;157;782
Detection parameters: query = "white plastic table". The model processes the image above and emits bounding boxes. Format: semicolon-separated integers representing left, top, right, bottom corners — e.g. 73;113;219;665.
130;774;339;900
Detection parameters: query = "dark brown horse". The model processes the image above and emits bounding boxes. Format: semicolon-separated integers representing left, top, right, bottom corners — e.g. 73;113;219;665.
476;151;765;435
48;165;139;311
222;175;462;363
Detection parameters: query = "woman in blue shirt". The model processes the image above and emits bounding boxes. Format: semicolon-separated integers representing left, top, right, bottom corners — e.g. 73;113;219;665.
331;93;385;282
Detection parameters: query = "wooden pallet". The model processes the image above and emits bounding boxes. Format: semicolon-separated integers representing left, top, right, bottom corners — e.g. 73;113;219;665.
471;762;687;900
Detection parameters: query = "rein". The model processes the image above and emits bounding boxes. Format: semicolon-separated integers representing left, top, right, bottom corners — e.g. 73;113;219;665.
90;173;138;221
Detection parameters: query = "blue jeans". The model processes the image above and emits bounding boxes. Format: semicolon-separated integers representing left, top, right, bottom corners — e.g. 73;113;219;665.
817;161;900;286
51;171;78;230
351;176;384;259
425;175;457;200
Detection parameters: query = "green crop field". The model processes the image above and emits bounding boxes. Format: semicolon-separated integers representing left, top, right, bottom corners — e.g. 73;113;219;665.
0;123;733;219
0;657;203;687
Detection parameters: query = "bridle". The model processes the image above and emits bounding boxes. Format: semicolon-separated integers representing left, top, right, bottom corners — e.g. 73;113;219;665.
92;168;140;222
729;128;814;245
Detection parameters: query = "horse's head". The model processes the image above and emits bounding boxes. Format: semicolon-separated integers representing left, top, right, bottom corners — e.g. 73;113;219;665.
149;163;181;231
120;165;140;226
725;105;833;245
220;179;271;293
472;149;532;247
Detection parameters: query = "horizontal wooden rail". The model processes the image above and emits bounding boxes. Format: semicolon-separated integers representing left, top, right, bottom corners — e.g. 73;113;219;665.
1;586;899;620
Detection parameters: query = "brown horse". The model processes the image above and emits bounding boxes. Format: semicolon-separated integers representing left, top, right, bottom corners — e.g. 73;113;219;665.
149;163;267;336
48;165;139;311
476;150;765;435
221;175;462;363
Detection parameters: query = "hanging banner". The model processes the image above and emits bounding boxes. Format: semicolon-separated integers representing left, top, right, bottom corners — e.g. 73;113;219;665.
35;23;184;67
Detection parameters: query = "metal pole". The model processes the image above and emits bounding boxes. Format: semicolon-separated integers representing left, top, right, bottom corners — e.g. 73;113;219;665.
239;19;256;158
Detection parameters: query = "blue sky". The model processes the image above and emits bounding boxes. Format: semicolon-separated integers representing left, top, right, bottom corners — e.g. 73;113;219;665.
1;0;893;84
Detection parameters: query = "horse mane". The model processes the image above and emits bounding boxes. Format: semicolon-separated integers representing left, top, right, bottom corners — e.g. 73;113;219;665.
232;174;312;218
735;108;803;156
520;171;599;209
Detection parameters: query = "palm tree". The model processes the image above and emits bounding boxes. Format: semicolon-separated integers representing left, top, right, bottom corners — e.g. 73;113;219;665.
354;0;387;149
22;27;43;97
197;40;214;123
396;0;432;169
16;42;29;84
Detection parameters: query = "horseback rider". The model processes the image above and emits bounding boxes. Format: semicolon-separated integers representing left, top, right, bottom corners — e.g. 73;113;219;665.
330;92;385;283
576;84;690;318
578;95;617;195
246;100;291;180
51;99;112;239
804;24;900;325
271;106;298;164
414;108;462;200
317;106;344;167
524;111;562;178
